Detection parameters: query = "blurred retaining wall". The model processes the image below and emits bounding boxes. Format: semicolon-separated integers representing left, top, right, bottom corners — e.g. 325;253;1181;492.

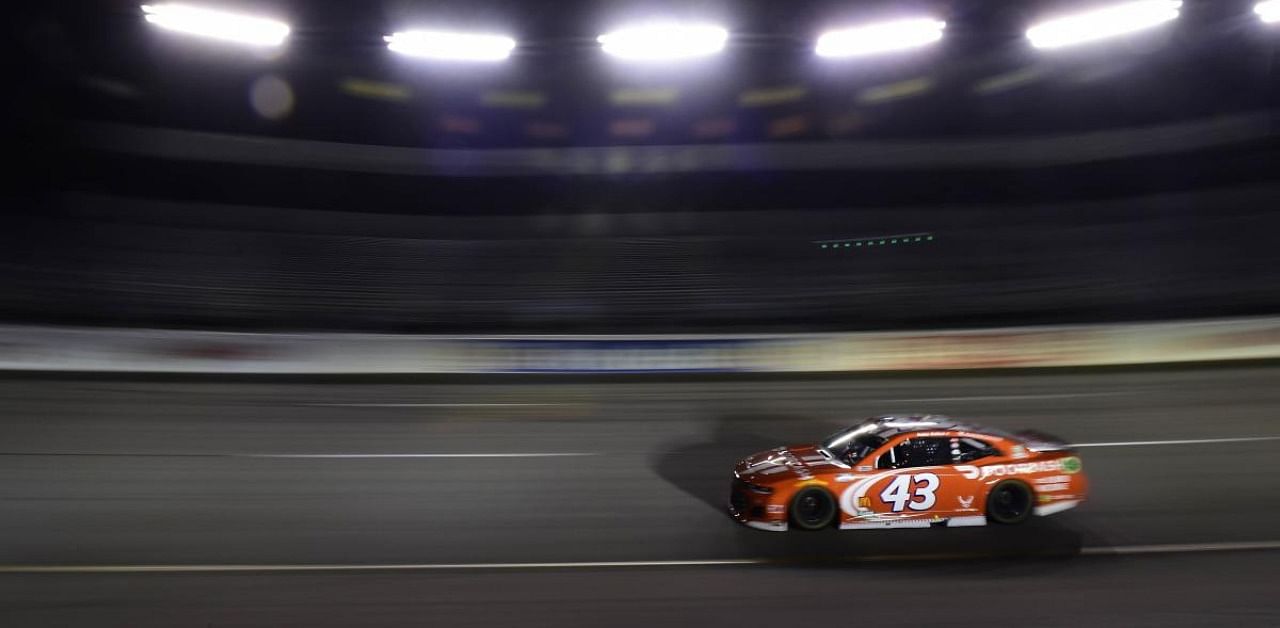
0;317;1276;374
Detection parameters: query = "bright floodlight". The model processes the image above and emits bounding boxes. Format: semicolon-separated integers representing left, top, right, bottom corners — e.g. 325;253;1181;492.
1258;1;1280;23
385;30;516;62
815;18;946;58
141;4;290;47
597;23;728;61
1027;1;1182;50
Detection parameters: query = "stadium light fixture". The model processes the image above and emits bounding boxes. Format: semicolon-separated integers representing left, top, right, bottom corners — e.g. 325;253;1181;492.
1026;1;1182;50
1257;1;1280;24
815;18;946;58
140;4;290;47
385;30;516;62
597;22;728;61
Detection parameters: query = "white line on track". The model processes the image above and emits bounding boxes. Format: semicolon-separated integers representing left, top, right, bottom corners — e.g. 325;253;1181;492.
1079;541;1280;555
0;560;761;574
2;540;1277;573
232;452;595;459
304;406;565;409
872;392;1131;403
0;451;595;459
1071;436;1280;448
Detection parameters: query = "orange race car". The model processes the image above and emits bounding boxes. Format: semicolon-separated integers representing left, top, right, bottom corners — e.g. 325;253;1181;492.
729;415;1087;531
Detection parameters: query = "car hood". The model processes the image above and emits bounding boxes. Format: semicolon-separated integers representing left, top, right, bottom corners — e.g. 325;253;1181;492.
735;444;842;484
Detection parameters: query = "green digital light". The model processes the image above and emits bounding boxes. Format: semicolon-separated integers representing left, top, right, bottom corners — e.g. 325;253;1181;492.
813;233;933;250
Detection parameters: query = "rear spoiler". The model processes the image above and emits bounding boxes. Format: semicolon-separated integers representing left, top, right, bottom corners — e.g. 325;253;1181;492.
1015;429;1076;453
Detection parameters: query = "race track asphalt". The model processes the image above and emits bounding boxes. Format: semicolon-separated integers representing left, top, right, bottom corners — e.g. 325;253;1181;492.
1;365;1278;626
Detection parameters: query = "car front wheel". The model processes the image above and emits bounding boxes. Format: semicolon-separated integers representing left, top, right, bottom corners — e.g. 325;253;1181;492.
789;487;837;530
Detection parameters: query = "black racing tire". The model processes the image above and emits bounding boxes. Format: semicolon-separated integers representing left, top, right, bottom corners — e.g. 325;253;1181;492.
789;487;837;531
986;480;1035;525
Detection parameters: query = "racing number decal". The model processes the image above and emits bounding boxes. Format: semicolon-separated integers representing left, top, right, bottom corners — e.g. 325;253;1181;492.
879;473;940;512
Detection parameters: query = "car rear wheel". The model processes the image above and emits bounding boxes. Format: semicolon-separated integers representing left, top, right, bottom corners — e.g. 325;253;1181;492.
789;487;836;530
986;480;1034;525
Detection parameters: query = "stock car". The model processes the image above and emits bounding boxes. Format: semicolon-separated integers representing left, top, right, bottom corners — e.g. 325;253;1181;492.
729;415;1087;531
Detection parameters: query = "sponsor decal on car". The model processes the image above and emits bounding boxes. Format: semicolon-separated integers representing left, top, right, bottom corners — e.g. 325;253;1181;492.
1033;475;1070;484
1033;475;1072;492
979;459;1067;479
1061;456;1083;474
957;495;975;509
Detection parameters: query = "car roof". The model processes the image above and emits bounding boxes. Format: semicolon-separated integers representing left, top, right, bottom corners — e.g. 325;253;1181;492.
863;415;1013;441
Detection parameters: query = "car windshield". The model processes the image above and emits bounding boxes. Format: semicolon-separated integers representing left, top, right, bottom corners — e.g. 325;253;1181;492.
822;425;886;463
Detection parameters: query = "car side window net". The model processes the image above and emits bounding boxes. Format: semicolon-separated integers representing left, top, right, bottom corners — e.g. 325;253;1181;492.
878;437;951;469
